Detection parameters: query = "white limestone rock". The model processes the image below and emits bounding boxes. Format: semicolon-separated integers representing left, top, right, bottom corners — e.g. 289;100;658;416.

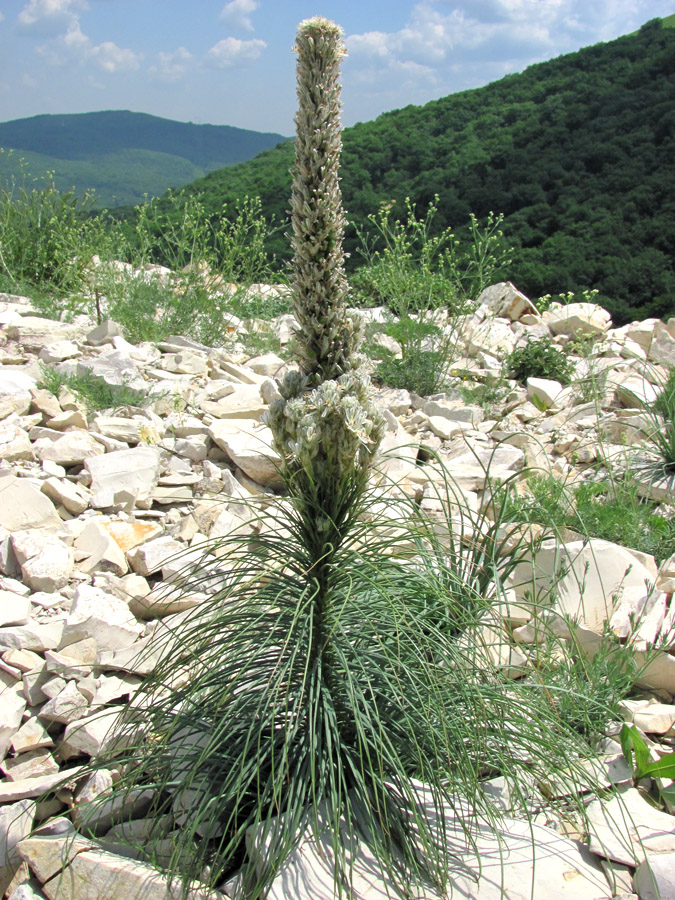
0;370;35;419
59;707;125;760
648;322;675;367
632;703;675;735
85;319;123;347
160;349;209;375
74;520;128;577
635;650;675;695
38;680;89;725
0;622;63;653
0;800;35;895
586;788;675;865
5;317;84;351
0;590;31;627
526;377;571;410
509;538;656;634
423;398;484;426
126;536;184;577
0;474;61;532
208;421;282;487
545;302;612;337
0;683;26;761
427;416;472;441
632;852;675;900
199;383;266;419
11;718;54;755
477;282;539;321
39;339;81;364
246;352;285;377
91;415;146;444
441;440;525;491
22;548;74;595
60;584;142;652
84;445;162;509
75;351;146;391
34;431;104;467
0;422;33;462
21;835;222;900
467;318;516;358
2;748;59;782
249;803;609;900
40;477;90;516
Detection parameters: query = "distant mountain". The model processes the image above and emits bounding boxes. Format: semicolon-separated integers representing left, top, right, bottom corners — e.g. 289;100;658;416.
0;110;288;207
157;17;675;324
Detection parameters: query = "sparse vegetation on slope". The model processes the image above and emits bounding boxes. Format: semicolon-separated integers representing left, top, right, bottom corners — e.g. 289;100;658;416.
0;110;289;207
144;18;675;324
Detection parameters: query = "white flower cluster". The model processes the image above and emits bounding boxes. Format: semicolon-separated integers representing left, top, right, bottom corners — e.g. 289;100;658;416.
268;18;383;488
267;369;384;480
289;17;361;384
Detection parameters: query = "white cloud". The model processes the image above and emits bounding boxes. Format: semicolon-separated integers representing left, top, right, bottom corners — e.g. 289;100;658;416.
345;0;665;102
18;0;87;28
89;40;140;72
150;47;194;81
37;20;140;71
207;36;266;67
220;0;259;32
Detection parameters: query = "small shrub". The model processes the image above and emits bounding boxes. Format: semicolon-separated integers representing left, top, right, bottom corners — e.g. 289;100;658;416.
371;315;451;396
0;153;109;297
574;478;675;563
508;339;575;385
533;630;637;743
38;365;148;411
456;371;511;415
640;366;675;475
350;197;465;315
502;473;575;532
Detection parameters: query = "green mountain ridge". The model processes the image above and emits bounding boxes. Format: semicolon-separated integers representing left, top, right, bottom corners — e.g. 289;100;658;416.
154;17;675;324
0;110;288;207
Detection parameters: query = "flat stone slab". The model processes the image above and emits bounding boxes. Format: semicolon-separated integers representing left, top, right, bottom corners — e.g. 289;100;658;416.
208;421;282;487
84;446;162;509
586;788;675;865
0;474;61;532
250;809;610;900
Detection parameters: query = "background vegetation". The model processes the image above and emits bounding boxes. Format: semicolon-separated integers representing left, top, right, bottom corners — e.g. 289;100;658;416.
0;110;288;207
117;18;675;324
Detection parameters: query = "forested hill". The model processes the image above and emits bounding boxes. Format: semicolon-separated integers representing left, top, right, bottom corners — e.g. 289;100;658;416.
0;111;288;207
166;17;675;324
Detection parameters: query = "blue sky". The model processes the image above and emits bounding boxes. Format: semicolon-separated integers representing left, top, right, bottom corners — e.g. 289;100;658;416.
0;1;673;134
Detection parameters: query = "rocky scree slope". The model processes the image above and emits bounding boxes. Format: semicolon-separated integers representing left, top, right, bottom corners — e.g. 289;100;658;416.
0;277;675;899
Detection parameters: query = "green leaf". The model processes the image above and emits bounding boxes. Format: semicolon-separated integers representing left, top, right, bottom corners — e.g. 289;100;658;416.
641;755;675;780
620;723;652;776
658;783;675;804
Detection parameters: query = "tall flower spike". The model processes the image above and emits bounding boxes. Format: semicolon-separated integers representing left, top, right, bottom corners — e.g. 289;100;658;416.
290;17;360;383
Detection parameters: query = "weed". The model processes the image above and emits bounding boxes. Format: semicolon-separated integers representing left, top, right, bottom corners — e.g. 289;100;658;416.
574;478;675;563
532;629;637;743
620;723;675;808
456;371;511;415
508;338;575;385
503;473;576;532
0;152;110;298
504;470;675;563
37;365;148;411
370;313;453;396
653;367;675;419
